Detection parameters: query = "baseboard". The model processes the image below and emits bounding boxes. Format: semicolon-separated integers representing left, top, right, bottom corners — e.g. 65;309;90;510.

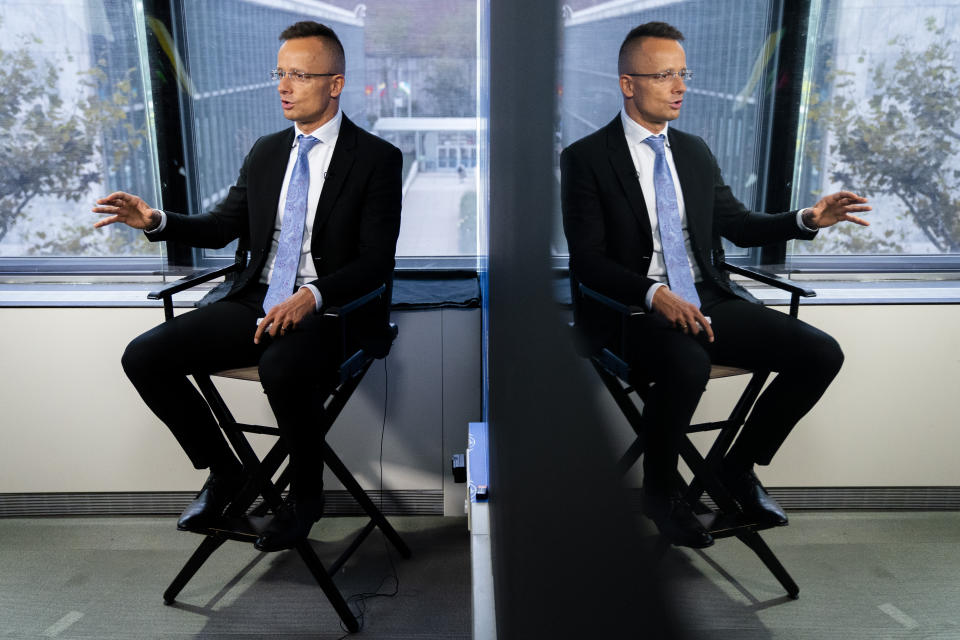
5;487;959;518
764;486;960;511
0;489;443;518
627;486;960;511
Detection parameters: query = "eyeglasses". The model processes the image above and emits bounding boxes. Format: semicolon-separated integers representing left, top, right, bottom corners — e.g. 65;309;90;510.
270;69;339;83
625;69;694;82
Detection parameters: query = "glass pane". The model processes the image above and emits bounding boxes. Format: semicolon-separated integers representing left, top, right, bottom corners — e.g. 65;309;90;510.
0;1;161;260
557;0;779;258
791;1;960;258
180;0;479;260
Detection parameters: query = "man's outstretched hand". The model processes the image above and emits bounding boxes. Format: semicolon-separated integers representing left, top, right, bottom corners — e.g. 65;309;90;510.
805;191;871;229
92;191;159;230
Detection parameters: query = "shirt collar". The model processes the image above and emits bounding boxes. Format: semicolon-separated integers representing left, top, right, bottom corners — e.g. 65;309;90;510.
620;108;671;148
293;108;342;147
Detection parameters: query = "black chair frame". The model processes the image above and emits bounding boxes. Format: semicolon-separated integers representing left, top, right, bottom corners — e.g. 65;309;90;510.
148;261;411;632
575;262;815;599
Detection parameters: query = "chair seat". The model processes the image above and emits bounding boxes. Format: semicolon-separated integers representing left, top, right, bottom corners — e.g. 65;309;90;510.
709;364;750;379
215;367;260;381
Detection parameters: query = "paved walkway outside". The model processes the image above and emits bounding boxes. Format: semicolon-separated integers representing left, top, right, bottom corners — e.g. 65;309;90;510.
397;171;475;257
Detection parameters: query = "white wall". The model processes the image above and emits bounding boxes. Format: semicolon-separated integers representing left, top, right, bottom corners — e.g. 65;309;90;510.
1;303;958;501
0;307;481;515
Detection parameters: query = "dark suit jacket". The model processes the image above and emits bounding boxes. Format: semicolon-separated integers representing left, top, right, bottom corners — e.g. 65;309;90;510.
561;115;815;344
150;114;402;341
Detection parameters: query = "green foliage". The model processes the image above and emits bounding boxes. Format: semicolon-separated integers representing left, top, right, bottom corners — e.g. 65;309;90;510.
28;217;153;256
808;17;960;253
0;22;147;254
365;0;475;58
423;59;475;117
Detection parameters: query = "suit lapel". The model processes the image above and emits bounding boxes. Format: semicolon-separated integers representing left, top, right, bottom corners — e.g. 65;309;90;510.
605;117;653;239
312;115;358;234
253;128;295;248
667;128;706;244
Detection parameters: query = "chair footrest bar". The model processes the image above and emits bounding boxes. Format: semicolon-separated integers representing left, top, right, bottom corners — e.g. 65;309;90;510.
697;512;783;539
222;422;281;436
180;515;274;542
686;421;729;434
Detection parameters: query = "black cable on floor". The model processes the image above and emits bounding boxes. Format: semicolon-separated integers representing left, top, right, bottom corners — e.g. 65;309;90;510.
336;355;400;636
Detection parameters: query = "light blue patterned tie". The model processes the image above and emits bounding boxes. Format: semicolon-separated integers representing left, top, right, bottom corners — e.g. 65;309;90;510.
263;134;320;314
642;134;701;308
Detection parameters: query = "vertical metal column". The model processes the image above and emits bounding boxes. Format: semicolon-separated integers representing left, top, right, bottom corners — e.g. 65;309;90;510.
486;2;684;637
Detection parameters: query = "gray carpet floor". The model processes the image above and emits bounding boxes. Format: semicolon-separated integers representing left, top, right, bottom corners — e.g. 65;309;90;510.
0;515;469;640
665;512;960;640
2;512;960;639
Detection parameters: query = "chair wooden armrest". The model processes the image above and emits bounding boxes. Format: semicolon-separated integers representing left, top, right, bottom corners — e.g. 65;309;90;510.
148;263;242;321
322;284;387;319
719;261;815;318
148;263;241;301
578;282;645;317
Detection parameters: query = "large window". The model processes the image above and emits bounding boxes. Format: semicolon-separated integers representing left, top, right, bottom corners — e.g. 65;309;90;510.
789;0;960;265
3;0;958;276
0;0;161;265
0;0;481;275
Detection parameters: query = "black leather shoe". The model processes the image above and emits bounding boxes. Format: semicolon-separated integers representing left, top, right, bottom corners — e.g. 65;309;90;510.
254;495;325;552
642;492;714;549
723;468;788;526
177;472;244;531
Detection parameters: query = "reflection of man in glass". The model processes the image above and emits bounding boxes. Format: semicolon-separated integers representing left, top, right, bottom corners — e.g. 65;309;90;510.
561;22;870;548
92;22;401;551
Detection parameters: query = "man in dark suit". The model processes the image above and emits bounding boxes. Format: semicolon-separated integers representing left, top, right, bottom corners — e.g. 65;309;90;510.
93;22;401;551
561;22;870;548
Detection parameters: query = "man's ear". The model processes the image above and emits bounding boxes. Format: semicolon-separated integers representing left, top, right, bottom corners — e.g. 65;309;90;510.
331;75;345;99
619;75;634;99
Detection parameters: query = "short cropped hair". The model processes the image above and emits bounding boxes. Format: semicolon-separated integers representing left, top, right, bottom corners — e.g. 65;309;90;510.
280;21;346;74
617;22;685;75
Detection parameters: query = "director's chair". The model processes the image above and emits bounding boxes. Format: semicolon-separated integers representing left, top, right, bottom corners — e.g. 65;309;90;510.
147;258;411;632
572;261;815;599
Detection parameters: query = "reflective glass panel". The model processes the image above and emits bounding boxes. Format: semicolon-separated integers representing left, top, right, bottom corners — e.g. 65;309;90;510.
0;1;160;260
557;0;780;258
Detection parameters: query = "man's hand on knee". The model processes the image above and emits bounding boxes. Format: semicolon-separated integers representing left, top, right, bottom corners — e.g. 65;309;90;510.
254;288;317;344
651;287;714;342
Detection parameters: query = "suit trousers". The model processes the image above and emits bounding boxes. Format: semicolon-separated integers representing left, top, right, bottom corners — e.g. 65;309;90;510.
122;283;342;497
627;284;844;495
